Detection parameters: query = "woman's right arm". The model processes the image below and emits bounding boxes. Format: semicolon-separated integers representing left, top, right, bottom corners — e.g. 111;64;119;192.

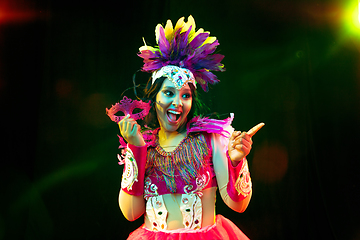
119;190;145;221
211;133;252;213
118;115;147;221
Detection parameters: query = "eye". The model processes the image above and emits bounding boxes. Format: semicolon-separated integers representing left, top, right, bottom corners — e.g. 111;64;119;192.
182;93;192;99
163;90;174;97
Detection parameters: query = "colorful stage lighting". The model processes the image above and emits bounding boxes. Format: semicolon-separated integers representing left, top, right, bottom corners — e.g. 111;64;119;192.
342;0;360;37
358;0;360;23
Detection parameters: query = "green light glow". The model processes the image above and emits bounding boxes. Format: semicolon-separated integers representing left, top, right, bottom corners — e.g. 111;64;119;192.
358;1;360;23
343;1;360;36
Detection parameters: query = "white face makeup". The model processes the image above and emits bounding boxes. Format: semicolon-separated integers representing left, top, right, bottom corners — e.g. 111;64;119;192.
155;78;193;133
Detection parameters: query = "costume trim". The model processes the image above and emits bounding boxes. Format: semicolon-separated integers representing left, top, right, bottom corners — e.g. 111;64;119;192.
121;144;147;196
143;219;216;233
146;133;210;193
144;177;159;200
226;156;252;202
121;147;138;191
235;160;252;197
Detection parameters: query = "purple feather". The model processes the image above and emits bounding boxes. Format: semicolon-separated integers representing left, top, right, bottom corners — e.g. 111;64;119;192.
178;26;192;52
195;54;225;71
193;40;219;58
195;70;220;91
158;26;170;58
143;59;164;72
186;41;221;70
189;32;209;49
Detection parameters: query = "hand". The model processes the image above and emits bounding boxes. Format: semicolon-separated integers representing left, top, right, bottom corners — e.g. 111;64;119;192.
228;123;265;163
118;114;145;147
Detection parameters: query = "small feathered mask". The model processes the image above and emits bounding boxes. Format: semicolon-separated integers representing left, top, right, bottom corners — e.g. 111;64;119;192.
138;15;225;92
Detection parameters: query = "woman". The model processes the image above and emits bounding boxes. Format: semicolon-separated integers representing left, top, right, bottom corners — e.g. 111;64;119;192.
108;16;264;239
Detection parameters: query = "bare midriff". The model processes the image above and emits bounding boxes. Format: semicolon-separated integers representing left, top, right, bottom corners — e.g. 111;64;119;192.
144;187;217;230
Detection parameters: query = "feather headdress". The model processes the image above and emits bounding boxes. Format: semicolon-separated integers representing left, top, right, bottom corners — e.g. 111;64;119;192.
138;15;225;92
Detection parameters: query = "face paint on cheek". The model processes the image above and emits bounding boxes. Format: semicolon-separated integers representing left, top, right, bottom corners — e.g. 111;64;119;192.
155;97;170;129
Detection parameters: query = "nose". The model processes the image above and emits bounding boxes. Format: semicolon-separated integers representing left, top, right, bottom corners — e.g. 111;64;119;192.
172;94;183;107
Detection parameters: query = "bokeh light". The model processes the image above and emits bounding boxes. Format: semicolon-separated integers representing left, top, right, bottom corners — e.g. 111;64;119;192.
251;142;288;184
358;1;360;23
342;0;360;37
0;1;40;25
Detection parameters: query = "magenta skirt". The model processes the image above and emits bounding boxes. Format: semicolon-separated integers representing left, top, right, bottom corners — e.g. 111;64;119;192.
127;215;249;240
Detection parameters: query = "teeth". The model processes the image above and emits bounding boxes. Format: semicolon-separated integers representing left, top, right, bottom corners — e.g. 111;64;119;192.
168;110;181;115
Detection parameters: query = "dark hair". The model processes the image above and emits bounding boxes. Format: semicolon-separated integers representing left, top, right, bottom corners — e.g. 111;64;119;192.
141;77;207;130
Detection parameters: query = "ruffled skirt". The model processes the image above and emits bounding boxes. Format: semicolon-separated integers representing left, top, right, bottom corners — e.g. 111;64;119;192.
127;215;249;240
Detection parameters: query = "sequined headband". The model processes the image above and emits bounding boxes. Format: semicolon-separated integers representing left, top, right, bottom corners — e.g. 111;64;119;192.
152;65;196;90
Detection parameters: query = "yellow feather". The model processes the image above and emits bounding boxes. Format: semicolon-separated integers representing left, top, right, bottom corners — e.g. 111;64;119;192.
181;15;196;34
139;45;160;52
187;15;196;33
164;19;174;41
189;28;204;42
174;17;185;32
200;36;217;47
155;24;166;44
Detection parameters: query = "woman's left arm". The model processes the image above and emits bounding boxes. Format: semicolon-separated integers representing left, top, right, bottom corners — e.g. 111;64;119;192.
212;123;264;213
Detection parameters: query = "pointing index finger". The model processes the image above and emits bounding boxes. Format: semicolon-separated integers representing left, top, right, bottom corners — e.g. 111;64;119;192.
247;123;265;137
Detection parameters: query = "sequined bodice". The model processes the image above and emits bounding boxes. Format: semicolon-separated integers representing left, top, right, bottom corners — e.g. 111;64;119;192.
144;133;217;199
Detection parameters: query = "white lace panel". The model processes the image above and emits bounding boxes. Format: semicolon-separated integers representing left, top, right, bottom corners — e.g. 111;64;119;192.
144;177;159;200
180;193;202;230
146;195;168;231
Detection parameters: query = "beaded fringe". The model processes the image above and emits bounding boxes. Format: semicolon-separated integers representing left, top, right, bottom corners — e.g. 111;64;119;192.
146;133;210;193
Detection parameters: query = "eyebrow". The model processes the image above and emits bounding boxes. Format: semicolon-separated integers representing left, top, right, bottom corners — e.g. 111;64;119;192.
162;86;176;91
162;85;192;94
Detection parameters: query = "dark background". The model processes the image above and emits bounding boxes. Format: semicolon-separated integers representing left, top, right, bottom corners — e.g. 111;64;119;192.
1;0;360;239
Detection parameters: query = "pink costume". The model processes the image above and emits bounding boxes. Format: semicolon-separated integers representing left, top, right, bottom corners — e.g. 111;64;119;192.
118;115;252;239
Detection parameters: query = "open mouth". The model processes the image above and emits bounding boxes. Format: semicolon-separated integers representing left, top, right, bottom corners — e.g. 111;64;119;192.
166;109;182;123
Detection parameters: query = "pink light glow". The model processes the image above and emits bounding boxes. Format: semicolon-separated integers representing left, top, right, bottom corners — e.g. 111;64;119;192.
0;1;46;25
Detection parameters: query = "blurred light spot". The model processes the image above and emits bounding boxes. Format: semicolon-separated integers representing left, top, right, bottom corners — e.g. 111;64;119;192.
0;10;37;24
304;3;342;27
56;79;73;99
296;50;304;58
357;59;360;95
0;1;45;25
358;1;360;23
342;1;360;37
252;142;288;183
81;93;110;128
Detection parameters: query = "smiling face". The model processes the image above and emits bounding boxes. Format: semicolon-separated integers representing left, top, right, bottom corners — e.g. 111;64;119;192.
155;78;193;133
